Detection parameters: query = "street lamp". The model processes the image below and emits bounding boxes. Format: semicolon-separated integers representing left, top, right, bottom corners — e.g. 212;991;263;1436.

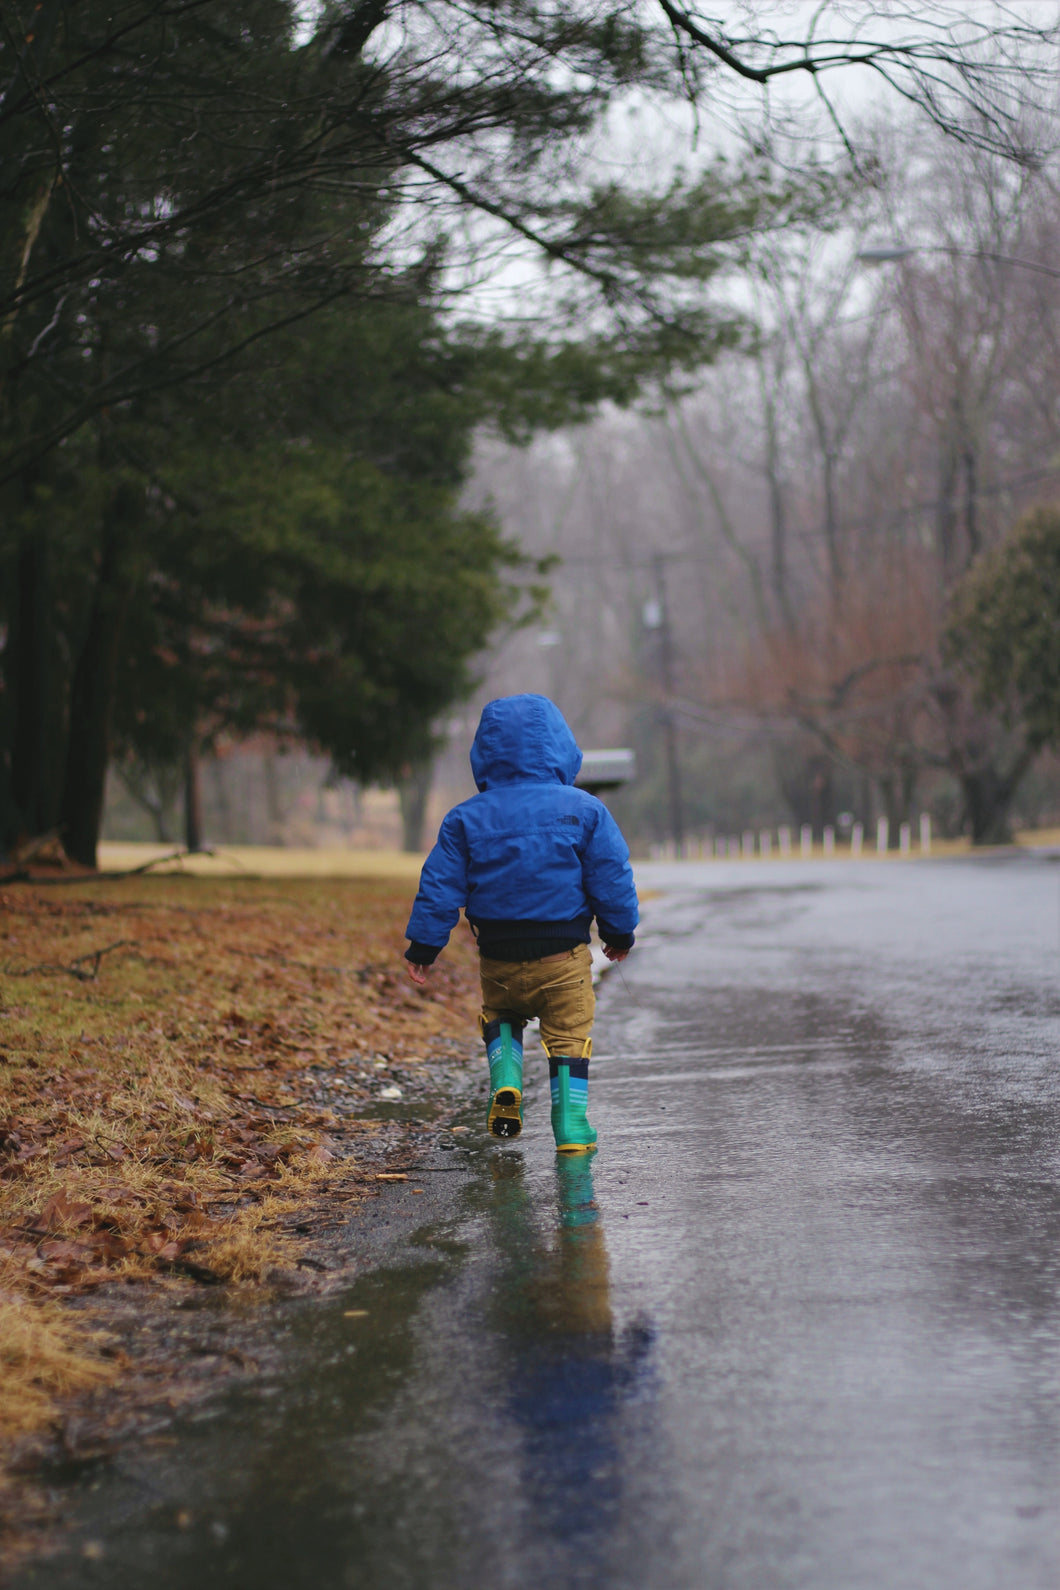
857;242;1060;281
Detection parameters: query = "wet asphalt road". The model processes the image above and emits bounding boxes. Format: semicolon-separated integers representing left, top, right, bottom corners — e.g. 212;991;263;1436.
15;854;1060;1590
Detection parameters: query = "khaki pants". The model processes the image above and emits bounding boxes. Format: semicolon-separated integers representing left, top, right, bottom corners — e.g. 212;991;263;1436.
479;944;595;1059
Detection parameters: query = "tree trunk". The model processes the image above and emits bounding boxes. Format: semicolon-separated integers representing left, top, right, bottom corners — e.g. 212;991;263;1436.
184;743;204;852
398;761;433;852
209;756;232;844
774;739;835;829
57;484;142;867
263;752;283;843
958;746;1033;845
116;761;173;842
936;446;958;576
859;773;874;830
8;526;63;840
822;449;842;599
877;774;902;847
962;446;979;561
760;382;792;625
809;757;833;835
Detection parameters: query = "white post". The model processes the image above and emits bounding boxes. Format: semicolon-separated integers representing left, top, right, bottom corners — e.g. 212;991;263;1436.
714;836;726;858
800;824;812;857
728;838;740;858
778;825;792;857
919;813;931;854
899;821;911;855
823;824;835;856
742;830;754;857
759;829;772;858
851;821;863;857
876;817;889;854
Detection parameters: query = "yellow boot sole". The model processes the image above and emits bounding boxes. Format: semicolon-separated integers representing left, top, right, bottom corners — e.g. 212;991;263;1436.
487;1087;523;1139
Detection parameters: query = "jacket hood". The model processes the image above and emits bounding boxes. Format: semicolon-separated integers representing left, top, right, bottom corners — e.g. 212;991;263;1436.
470;695;583;791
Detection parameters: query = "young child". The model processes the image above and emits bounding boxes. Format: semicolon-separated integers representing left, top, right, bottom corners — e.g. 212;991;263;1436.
404;694;638;1153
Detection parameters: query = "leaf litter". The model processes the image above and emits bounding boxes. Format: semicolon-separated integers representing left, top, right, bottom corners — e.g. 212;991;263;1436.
0;873;480;1565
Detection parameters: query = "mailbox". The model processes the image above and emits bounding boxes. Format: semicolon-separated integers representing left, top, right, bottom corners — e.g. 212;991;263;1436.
576;749;636;795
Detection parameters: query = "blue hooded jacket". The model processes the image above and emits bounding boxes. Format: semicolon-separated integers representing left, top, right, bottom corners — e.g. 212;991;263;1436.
405;695;638;962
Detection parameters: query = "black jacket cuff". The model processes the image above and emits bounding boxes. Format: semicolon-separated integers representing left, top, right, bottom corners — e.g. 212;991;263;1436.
597;925;635;952
405;941;442;966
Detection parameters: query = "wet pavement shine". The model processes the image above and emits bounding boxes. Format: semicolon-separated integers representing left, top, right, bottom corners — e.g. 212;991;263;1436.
15;855;1060;1590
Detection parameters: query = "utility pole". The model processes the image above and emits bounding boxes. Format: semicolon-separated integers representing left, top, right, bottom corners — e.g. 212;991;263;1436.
650;553;684;852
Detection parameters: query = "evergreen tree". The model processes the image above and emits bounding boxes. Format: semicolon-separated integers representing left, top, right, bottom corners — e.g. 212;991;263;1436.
949;504;1060;756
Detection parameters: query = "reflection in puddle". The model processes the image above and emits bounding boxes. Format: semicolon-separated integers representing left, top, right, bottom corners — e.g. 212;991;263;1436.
489;1155;656;1562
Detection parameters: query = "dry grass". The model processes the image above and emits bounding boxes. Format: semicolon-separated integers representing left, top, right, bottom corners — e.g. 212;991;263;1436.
0;875;480;1475
0;1294;115;1444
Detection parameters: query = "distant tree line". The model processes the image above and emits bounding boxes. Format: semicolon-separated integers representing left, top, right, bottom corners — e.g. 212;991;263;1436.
712;139;1060;845
709;136;1060;844
472;122;1060;848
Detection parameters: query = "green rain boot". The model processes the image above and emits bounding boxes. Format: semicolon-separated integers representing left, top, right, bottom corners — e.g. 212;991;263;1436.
483;1015;525;1139
549;1057;597;1153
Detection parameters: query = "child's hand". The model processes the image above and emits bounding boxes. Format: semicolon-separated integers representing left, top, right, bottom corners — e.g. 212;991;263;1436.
406;961;433;986
602;945;630;963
